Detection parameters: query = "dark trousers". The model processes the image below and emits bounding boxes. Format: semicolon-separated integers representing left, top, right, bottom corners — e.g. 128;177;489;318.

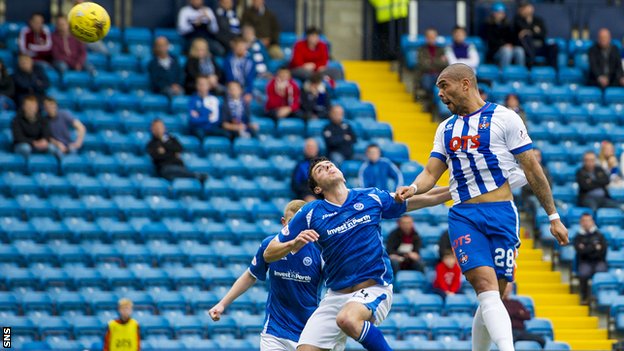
520;37;558;68
158;165;200;181
578;260;608;300
579;196;621;212
513;330;546;348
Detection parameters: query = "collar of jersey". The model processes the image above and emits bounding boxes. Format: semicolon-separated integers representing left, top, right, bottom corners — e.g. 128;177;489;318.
324;189;352;207
460;102;490;119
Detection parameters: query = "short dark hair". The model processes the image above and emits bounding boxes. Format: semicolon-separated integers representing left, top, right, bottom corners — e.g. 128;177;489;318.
43;96;56;103
307;156;330;198
230;35;246;45
30;12;45;20
581;212;593;218
305;26;321;36
151;118;163;126
452;25;466;33
309;72;324;84
22;95;38;104
277;66;290;73
366;143;380;151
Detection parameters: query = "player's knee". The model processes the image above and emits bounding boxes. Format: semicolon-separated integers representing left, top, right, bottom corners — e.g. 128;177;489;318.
335;309;359;336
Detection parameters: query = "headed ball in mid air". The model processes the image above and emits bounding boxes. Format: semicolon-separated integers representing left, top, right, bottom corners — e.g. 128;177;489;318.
68;2;110;43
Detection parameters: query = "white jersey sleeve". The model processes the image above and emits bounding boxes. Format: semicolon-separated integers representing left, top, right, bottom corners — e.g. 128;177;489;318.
504;112;533;155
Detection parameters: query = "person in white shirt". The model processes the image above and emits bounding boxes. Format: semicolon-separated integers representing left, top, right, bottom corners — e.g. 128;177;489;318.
445;26;480;71
177;0;225;56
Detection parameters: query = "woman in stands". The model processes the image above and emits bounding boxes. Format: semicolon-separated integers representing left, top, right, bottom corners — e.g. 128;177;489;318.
183;38;222;95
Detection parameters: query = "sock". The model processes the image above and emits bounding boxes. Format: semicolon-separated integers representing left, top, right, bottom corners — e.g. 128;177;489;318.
472;305;492;351
478;290;515;351
357;321;392;351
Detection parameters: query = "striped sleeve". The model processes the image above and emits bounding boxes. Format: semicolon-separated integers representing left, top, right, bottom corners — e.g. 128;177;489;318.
505;111;533;155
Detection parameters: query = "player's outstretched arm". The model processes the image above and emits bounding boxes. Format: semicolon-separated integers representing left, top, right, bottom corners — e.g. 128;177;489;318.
264;230;319;263
397;157;448;201
516;150;569;245
209;270;257;321
405;186;452;211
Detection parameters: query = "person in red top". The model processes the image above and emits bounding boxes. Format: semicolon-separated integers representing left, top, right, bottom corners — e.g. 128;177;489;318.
19;13;52;64
432;250;462;299
265;66;300;120
290;27;341;82
51;15;90;74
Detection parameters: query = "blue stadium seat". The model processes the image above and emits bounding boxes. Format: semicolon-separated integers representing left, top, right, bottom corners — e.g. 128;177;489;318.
129;265;170;289
517;85;545;103
431;317;460;340
277;118;306;136
401;161;423;182
34;173;71;196
203;137;232;154
139;93;169;113
31;218;69;241
0;152;26;173
557;67;584;85
340;99;376;120
205;315;238;337
575;86;602;104
19;292;53;313
88;52;109;71
502;65;529;83
0;196;23;219
476;64;500;82
17;194;55;219
544;341;571;350
65;266;105;289
410;293;443;315
62;71;92;90
62;217;105;242
110;54;139;72
71;316;105;339
165;266;203;288
1;217;37;241
54;292;87;315
444;294;476;316
148;242;186;265
607;249;624;268
146;196;185;219
149;290;186;312
525;318;554;340
515;340;543;350
112;195;151;219
383;143;410;163
120;244;152;264
60;154;90;174
34;267;72;289
182;198;218;221
137;315;172;338
197;266;237;287
604;87;624;104
28;154;59;174
98;174;137;196
530;66;556;84
333;81;360;99
124;27;152;46
89;153;122;174
233;138;264;158
83;195;120;219
596;208;623;226
92;71;120;91
130;218;170;241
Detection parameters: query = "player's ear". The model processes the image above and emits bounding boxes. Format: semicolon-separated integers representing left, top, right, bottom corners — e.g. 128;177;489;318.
314;186;322;195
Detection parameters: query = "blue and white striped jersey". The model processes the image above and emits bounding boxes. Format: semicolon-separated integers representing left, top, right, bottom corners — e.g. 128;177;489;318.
430;102;532;204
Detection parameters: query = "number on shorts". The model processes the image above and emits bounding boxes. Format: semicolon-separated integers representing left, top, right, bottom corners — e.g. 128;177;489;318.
494;248;515;268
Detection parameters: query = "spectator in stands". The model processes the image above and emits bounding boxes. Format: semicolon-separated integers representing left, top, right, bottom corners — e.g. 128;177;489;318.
43;96;85;154
290;27;341;82
103;299;140;351
184;38;221;95
215;0;241;49
177;0;225;56
11;95;60;159
387;214;425;275
19;12;52;64
147;118;207;182
479;87;489;101
222;81;258;139
12;55;50;105
241;0;282;59
505;93;525;122
576;151;621;211
481;2;525;67
148;37;184;98
513;1;558;68
599;141;624;188
574;213;608;304
0;59;15;111
242;24;270;78
432;250;461;299
51;15;89;74
265;67;300;119
323;105;356;165
445;26;479;71
358;144;403;191
291;138;319;202
502;283;546;347
415;28;447;97
223;36;256;103
438;230;452;260
588;28;624;88
301;72;331;120
188;75;226;139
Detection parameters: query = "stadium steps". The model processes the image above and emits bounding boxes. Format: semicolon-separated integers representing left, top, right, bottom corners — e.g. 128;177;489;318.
516;237;615;350
342;61;448;185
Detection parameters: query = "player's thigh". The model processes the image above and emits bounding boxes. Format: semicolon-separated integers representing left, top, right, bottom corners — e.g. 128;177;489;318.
484;202;521;282
448;208;494;275
298;292;349;350
261;334;298;351
345;285;393;325
464;266;500;293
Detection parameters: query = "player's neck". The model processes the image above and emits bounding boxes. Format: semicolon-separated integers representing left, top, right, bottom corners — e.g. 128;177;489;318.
458;98;486;117
323;183;349;206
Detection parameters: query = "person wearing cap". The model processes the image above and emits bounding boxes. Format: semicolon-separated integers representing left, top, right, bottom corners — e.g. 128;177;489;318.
513;1;558;68
103;299;141;351
480;2;525;67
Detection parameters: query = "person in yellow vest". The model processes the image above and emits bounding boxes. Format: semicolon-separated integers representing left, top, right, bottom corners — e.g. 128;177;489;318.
103;298;141;351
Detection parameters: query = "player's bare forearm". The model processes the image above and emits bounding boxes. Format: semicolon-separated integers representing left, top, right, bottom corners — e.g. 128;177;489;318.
218;270;257;308
516;150;557;215
406;187;451;211
413;159;447;194
264;237;295;263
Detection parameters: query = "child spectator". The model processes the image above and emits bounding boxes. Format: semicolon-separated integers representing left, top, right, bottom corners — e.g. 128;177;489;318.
386;214;425;274
241;0;282;59
222;81;258;139
43;96;86;154
103;299;140;351
148;37;184;97
223;36;256;103
265;67;300;120
0;59;15;110
12;55;50;106
290;27;341;82
358;144;403;191
51;15;89;74
188;76;226;139
12;95;60;159
184;38;221;95
446;26;479;70
301;72;331;120
19;12;52;64
432;251;461;299
242;24;270;77
323;105;356;165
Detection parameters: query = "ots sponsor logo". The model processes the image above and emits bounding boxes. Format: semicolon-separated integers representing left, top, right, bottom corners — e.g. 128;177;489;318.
326;215;372;236
449;135;480;152
452;234;471;249
322;212;338;220
273;270;312;283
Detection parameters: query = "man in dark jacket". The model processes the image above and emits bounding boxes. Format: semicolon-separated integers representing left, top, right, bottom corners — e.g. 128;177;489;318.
323;105;355;165
502;283;546;347
241;0;282;59
415;28;447;96
147;119;207;182
12;55;49;105
147;37;183;97
574;213;608;303
12;95;60;159
588;28;624;88
481;2;525;67
291;138;319;202
386;214;424;275
576;151;620;211
513;1;557;68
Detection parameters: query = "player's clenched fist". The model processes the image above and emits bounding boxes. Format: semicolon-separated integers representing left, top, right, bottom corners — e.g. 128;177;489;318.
208;304;224;321
291;230;319;253
550;220;569;246
395;185;416;202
